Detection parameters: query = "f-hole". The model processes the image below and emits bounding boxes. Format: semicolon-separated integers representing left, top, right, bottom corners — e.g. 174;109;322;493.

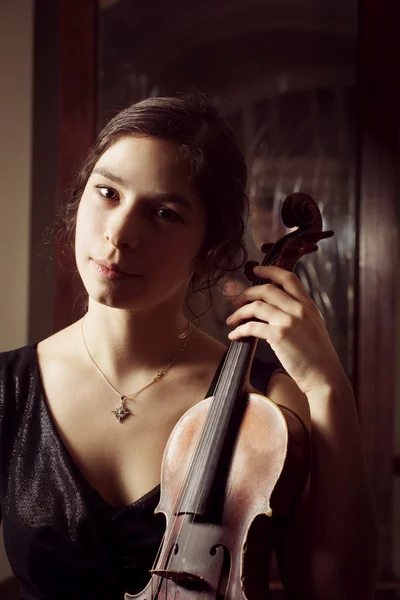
213;545;231;599
242;513;273;599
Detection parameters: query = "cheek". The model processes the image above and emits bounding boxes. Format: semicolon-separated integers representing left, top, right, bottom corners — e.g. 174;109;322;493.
75;202;100;255
147;235;200;293
170;229;204;269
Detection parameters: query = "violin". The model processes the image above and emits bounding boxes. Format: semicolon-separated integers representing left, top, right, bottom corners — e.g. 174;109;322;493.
127;192;334;600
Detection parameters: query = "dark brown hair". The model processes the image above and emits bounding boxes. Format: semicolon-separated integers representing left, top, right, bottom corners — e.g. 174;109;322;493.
61;93;249;313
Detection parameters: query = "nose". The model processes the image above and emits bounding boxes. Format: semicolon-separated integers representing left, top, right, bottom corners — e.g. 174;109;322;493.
104;207;142;251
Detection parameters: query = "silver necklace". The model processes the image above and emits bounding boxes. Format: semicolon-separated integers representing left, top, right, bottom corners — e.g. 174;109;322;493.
80;316;192;423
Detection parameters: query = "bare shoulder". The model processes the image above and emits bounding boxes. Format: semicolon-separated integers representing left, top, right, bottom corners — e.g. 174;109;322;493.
38;321;80;352
36;321;82;375
265;371;311;432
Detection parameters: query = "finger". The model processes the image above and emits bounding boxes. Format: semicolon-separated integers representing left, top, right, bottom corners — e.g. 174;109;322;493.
228;320;271;341
253;265;313;304
226;299;284;327
233;284;305;318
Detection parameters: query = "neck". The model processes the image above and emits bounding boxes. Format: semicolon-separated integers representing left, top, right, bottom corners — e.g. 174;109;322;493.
81;298;193;385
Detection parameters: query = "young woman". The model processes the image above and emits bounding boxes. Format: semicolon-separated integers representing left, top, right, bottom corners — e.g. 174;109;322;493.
0;94;377;600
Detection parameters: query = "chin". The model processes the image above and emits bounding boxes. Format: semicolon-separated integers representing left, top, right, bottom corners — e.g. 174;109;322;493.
82;264;188;312
81;273;144;310
87;286;146;311
90;293;148;312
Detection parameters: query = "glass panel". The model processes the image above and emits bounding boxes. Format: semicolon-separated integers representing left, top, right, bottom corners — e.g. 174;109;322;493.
98;0;358;380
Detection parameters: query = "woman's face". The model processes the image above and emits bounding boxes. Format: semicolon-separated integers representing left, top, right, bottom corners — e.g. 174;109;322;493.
75;136;207;312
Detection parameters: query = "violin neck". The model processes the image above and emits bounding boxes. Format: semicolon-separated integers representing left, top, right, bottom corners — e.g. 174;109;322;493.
174;336;258;519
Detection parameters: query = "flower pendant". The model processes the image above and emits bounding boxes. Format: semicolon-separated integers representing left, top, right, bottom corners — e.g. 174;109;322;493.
112;397;131;422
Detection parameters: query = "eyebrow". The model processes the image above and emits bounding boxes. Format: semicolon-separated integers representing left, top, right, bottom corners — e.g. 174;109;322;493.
91;167;193;211
92;167;126;186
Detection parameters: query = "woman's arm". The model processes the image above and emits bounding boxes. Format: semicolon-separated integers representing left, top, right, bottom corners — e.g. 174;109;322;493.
268;372;378;599
226;265;378;599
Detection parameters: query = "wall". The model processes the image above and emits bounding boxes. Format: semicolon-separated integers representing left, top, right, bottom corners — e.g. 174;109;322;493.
0;0;33;353
0;0;33;582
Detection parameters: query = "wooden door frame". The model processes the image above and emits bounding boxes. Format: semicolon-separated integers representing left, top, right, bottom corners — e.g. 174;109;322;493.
355;0;400;577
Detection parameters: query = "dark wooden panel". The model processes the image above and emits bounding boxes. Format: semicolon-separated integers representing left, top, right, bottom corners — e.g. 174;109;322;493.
355;0;400;575
29;0;59;343
54;0;97;331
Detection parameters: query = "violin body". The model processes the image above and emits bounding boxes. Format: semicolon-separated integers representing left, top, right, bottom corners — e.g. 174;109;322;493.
127;392;310;600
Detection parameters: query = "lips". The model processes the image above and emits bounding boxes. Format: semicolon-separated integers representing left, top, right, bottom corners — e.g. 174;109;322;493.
91;259;139;279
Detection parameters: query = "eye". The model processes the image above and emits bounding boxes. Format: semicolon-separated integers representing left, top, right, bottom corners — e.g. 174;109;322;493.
96;185;119;201
154;207;182;223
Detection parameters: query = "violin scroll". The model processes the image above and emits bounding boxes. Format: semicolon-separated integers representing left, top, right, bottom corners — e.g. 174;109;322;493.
280;191;321;229
259;192;334;274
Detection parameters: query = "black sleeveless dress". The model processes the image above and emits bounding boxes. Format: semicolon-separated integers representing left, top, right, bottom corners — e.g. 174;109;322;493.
0;344;279;600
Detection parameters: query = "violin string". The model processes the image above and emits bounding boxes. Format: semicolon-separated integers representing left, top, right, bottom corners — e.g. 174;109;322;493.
179;344;245;589
149;530;166;586
150;556;166;599
170;377;231;584
162;346;235;590
148;362;230;592
148;348;233;581
149;260;273;594
170;340;244;587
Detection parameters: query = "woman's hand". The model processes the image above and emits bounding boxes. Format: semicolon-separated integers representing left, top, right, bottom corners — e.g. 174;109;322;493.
225;264;347;396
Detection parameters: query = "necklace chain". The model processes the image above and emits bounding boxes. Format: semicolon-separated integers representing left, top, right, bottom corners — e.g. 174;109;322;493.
80;316;192;422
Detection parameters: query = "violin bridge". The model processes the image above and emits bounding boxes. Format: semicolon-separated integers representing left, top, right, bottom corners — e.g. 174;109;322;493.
150;569;211;591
